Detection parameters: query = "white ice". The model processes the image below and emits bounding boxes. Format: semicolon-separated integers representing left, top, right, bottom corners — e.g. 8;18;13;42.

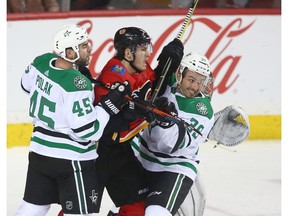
7;140;281;216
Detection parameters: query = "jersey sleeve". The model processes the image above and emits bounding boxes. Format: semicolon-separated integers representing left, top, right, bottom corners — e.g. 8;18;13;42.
62;74;110;142
21;63;35;94
141;124;189;155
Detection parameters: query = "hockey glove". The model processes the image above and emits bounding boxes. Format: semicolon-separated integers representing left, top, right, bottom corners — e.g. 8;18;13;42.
122;99;155;123
122;101;138;122
155;38;184;77
153;97;178;127
99;81;131;115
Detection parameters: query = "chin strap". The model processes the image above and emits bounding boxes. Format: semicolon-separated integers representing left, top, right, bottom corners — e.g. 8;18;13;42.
177;84;185;96
123;56;142;74
72;63;78;71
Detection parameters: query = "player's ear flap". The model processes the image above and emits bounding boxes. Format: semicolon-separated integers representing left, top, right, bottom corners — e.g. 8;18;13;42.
176;70;182;82
124;48;134;61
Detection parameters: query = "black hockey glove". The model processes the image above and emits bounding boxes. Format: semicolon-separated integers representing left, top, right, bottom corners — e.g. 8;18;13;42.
153;38;184;96
153;97;178;127
155;38;184;77
122;101;137;122
99;81;131;116
122;99;155;123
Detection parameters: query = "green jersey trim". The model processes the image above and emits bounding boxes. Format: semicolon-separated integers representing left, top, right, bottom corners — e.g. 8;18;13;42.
32;53;92;92
131;140;197;173
81;120;100;139
31;136;96;153
175;95;214;119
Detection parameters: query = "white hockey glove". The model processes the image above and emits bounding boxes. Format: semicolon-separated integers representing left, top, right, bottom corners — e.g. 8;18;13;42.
208;105;250;146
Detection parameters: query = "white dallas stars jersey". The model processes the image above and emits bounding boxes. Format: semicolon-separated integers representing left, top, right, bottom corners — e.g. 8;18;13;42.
131;83;214;181
21;53;110;161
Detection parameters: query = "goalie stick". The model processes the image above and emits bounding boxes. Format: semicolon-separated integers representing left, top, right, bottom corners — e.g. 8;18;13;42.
150;0;199;103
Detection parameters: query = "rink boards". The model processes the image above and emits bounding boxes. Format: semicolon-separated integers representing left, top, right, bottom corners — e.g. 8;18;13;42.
7;8;281;147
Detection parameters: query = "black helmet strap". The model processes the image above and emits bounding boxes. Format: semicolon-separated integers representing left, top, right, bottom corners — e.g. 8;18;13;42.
123;54;141;74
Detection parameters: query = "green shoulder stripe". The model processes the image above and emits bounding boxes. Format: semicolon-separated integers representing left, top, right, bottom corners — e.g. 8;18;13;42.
32;53;92;92
176;95;214;119
32;53;58;67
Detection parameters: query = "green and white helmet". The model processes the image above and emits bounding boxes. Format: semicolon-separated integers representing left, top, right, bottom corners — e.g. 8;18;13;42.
53;24;88;63
179;52;211;78
177;52;214;97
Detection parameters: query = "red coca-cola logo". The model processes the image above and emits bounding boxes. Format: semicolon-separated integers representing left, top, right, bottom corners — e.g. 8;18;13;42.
77;17;254;94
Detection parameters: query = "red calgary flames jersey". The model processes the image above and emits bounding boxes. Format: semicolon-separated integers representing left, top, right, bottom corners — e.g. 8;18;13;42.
94;57;156;143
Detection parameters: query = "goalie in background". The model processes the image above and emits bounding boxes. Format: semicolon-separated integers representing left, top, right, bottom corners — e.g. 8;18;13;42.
127;50;250;216
112;48;250;216
121;52;215;216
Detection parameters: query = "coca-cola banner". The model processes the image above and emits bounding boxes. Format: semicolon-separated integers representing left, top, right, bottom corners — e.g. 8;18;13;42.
7;12;280;123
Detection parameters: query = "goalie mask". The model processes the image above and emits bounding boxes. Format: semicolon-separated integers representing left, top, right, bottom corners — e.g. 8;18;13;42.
176;52;213;98
53;24;88;63
114;27;153;59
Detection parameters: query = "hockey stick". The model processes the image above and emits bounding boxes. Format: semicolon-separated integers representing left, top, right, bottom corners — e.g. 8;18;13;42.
123;97;238;152
150;0;199;103
90;78;236;153
150;56;172;103
176;0;199;41
90;78;208;141
91;79;238;153
124;96;238;152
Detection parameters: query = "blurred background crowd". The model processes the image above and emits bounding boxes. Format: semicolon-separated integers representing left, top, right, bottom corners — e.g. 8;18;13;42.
7;0;281;13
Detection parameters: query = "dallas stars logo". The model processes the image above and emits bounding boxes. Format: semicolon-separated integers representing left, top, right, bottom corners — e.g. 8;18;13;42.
196;102;208;115
89;190;98;205
64;30;71;37
74;76;87;89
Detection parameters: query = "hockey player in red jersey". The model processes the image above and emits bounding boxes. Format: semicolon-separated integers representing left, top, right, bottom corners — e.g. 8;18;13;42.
95;27;184;216
94;27;156;141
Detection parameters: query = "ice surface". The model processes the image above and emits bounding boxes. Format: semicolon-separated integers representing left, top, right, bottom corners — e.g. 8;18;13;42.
7;140;281;216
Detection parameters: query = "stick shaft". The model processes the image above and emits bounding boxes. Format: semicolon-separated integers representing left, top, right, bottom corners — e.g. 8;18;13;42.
90;78;209;141
129;95;210;141
177;0;199;41
150;57;172;103
150;0;199;102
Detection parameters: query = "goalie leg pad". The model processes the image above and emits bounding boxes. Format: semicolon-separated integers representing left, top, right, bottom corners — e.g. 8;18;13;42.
175;173;206;216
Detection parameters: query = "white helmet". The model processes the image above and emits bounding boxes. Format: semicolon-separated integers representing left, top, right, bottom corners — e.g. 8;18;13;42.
179;52;211;77
53;24;88;63
177;52;213;97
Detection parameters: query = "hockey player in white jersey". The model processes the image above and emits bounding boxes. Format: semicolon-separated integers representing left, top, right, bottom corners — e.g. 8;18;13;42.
16;24;130;216
131;52;214;216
